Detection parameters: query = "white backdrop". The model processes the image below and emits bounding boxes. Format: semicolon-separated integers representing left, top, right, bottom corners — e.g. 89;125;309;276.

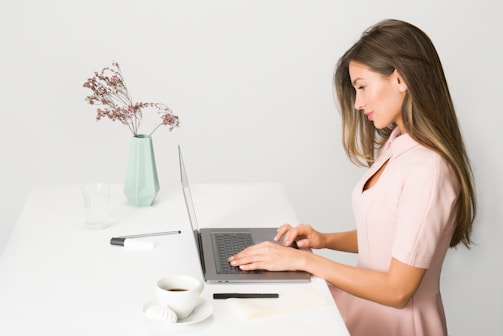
1;1;501;335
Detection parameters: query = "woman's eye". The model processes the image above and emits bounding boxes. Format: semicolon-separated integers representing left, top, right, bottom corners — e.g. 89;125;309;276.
357;86;365;90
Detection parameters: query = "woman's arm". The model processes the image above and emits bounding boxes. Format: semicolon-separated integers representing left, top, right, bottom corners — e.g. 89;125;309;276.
229;243;425;309
273;224;358;253
323;230;358;253
304;253;425;308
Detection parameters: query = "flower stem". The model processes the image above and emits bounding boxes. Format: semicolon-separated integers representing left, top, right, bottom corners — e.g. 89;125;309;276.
148;123;162;137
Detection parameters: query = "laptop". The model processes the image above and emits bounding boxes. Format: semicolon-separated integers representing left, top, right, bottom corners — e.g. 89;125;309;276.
178;146;311;283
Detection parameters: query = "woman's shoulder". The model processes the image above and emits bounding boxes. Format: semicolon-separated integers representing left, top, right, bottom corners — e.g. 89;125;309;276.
391;135;452;176
388;137;460;200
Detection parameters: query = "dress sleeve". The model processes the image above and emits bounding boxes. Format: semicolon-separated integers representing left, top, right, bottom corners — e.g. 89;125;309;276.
391;155;459;269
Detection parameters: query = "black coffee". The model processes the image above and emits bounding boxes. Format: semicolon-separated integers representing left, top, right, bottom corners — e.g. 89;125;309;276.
168;288;188;292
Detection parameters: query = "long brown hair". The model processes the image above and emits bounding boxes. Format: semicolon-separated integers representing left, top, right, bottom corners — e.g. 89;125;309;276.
334;19;476;247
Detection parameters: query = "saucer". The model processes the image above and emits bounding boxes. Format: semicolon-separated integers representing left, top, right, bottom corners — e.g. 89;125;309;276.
143;298;213;326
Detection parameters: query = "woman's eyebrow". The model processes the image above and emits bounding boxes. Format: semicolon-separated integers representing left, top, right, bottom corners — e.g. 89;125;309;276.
352;78;362;86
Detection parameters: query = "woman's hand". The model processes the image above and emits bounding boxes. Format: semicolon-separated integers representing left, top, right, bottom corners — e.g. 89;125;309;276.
227;241;307;271
274;224;326;249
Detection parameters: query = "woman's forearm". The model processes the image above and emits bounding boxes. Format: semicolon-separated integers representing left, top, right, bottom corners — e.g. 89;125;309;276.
322;229;358;253
296;251;425;309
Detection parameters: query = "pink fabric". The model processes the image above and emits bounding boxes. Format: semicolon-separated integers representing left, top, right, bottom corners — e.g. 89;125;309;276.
333;128;458;336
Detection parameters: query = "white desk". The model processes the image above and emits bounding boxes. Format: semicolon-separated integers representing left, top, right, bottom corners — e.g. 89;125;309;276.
0;183;349;335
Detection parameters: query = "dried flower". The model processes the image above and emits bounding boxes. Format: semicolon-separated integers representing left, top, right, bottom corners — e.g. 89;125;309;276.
83;62;180;137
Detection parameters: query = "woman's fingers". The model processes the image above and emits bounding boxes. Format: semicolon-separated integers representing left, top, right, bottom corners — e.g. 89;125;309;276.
279;224;316;247
274;224;293;243
275;224;309;246
228;242;300;271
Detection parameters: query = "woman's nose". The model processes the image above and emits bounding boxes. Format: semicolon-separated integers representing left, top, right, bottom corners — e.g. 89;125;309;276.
354;97;364;110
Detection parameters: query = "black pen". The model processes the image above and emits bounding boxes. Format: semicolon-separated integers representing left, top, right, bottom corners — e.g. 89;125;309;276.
213;293;279;299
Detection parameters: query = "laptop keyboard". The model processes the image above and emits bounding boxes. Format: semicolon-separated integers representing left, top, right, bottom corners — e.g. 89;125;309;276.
212;232;263;274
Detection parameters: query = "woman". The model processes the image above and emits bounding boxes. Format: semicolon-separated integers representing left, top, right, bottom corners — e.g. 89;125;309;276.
228;19;476;335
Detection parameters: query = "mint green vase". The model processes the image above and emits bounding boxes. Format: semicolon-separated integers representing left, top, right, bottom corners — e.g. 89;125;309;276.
123;135;160;207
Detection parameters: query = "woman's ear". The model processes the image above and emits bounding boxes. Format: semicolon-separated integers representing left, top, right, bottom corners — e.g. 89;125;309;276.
394;70;408;92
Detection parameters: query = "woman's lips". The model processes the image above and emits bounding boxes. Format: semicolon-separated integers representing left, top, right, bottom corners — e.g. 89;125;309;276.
365;112;374;121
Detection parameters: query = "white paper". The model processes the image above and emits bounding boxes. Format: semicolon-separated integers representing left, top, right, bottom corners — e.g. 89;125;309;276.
226;287;330;320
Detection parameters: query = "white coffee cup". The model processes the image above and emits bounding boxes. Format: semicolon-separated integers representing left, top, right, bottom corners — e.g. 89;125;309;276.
156;275;203;319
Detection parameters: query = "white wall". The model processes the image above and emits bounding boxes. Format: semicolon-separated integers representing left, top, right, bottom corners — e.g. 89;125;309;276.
0;0;501;334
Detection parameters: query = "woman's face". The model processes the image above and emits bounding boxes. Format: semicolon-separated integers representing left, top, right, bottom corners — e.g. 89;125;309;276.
349;61;407;132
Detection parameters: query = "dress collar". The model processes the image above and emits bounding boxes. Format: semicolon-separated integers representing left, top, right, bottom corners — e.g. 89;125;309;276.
383;127;419;159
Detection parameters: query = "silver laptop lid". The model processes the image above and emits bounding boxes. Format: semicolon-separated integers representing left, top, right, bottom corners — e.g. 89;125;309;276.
179;145;199;233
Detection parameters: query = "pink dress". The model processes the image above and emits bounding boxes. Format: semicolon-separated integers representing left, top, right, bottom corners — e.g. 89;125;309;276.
331;128;459;336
